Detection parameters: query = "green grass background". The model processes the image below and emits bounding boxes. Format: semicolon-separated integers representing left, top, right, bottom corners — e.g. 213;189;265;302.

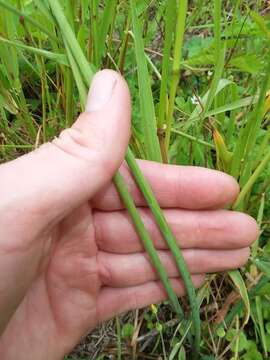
0;0;270;359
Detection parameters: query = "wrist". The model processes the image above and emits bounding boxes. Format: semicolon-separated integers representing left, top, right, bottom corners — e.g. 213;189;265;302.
0;315;69;360
0;332;65;360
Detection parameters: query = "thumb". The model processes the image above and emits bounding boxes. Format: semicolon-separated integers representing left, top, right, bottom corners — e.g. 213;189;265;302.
0;70;131;230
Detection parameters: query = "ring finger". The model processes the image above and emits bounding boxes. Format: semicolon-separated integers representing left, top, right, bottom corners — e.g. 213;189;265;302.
97;247;250;287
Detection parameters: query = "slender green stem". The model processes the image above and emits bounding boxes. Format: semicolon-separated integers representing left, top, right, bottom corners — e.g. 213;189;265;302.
158;0;176;129
157;0;176;162
0;144;34;149
90;0;99;66
97;0;118;68
214;0;222;64
164;0;188;152
114;172;184;319
65;0;77;32
47;0;94;87
118;14;131;73
171;128;215;148
125;147;201;357
51;3;184;320
64;38;87;110
41;62;47;143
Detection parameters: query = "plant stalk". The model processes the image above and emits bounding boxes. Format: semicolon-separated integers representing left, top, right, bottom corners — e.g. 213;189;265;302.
114;172;184;318
164;0;188;152
125;147;201;357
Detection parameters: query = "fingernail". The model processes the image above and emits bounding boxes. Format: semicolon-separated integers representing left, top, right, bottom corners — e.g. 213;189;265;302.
86;71;117;112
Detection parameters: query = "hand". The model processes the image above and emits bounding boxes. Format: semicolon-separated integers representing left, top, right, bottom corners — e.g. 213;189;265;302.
0;70;258;360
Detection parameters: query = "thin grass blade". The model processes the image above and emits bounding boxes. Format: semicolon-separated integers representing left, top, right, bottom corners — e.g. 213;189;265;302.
164;0;188;151
130;0;162;162
47;0;94;86
228;270;250;326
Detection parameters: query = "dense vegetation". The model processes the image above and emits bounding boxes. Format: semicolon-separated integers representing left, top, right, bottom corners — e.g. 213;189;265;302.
0;0;270;359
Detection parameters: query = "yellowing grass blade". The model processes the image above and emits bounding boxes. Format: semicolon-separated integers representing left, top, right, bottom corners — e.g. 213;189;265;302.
213;127;233;173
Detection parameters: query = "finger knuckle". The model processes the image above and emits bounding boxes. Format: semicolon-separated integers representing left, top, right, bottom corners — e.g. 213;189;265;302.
97;253;114;286
52;127;92;161
239;247;250;267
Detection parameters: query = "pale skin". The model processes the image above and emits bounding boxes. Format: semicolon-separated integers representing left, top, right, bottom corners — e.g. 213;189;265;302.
0;70;258;360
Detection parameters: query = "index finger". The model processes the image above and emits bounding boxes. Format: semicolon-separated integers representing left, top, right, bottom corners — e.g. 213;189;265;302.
92;160;239;210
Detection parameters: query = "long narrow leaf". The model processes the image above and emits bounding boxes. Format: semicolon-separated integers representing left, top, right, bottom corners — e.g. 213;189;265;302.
233;151;270;210
158;0;176;129
96;0;118;66
0;37;69;66
47;0;94;86
165;0;188;151
130;0;162;162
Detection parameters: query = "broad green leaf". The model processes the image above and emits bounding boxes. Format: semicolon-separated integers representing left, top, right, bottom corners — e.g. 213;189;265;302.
178;347;186;360
206;95;259;118
253;259;270;280
230;54;264;74
121;323;134;339
250;11;270;40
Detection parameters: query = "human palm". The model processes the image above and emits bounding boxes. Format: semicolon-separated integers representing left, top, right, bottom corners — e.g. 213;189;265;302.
0;71;258;360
